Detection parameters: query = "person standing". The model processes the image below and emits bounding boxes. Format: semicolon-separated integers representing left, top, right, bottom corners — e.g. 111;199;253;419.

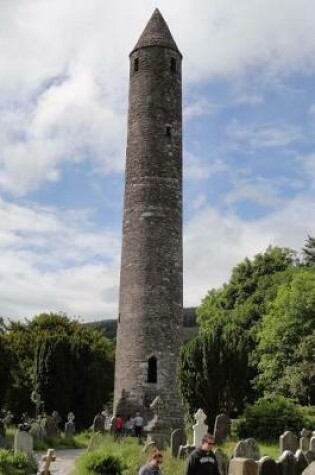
133;412;144;441
185;434;220;475
114;414;124;439
138;450;163;475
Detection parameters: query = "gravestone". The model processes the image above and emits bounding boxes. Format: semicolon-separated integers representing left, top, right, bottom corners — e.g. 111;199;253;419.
310;437;315;453
305;451;315;465
178;444;195;459
142;435;157;454
44;415;58;438
193;409;208;447
302;462;315;475
52;411;61;435
300;430;312;452
280;432;298;455
229;457;258;475
14;426;33;456
145;395;170;450
278;450;296;475
93;413;105;433
213;413;230;444
30;421;43;439
233;439;261;461
0;419;5;448
87;432;104;452
64;412;75;438
258;456;279;475
295;449;308;475
170;428;185;458
214;448;229;475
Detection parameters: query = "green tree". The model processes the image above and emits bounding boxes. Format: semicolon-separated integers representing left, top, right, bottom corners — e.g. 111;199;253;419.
0;333;12;409
256;267;315;404
179;326;250;427
35;336;74;419
195;246;295;408
302;235;315;267
4;313;114;423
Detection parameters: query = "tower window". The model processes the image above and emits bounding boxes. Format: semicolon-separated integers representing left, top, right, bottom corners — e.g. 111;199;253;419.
134;58;139;72
166;126;171;138
171;57;177;73
147;356;157;383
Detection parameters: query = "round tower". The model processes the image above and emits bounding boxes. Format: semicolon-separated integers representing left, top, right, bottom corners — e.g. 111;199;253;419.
114;9;183;429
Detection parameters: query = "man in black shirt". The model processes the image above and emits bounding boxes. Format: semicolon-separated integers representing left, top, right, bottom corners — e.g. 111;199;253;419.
185;434;220;475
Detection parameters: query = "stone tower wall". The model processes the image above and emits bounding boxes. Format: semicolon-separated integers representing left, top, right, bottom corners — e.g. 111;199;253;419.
114;38;183;428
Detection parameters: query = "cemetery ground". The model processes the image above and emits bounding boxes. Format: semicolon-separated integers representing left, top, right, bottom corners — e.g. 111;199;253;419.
0;429;282;475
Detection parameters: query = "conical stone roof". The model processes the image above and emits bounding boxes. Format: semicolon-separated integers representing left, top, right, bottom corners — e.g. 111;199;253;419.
131;9;181;56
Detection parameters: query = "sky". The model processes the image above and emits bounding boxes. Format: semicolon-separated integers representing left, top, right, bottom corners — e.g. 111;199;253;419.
0;0;315;321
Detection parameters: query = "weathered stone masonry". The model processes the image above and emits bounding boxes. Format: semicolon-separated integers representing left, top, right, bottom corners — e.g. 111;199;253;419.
114;9;183;429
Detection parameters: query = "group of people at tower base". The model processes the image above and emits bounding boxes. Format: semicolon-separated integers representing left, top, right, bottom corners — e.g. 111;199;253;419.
112;412;144;439
93;411;144;440
139;433;220;475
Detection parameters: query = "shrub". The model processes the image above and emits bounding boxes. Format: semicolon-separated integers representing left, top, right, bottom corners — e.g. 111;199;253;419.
235;396;305;440
77;451;125;475
0;449;38;475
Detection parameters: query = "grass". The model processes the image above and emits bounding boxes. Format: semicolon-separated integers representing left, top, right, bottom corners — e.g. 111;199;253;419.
5;426;90;451
75;434;280;475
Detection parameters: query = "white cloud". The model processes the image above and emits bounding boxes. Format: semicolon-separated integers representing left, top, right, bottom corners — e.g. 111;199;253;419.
0;0;315;320
184;97;218;120
0;198;120;320
1;0;315;193
224;180;281;207
185;153;228;180
183;192;315;307
226;120;304;149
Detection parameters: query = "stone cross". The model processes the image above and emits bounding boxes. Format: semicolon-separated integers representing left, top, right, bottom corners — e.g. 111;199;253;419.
193;409;208;448
150;396;164;417
41;448;56;475
14;427;33;456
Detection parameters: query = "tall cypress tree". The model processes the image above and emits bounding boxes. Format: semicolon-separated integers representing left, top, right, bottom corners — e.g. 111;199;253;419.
302;235;315;266
35;336;74;420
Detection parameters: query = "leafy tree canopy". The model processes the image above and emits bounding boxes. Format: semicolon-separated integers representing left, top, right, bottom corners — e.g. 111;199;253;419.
255;267;315;404
3;312;114;421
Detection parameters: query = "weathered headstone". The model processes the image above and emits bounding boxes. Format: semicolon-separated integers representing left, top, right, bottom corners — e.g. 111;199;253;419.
302;462;315;475
170;428;185;458
193;409;208;448
214;448;229;475
278;450;296;475
87;432;104;452
30;421;43;439
64;412;75;438
14;426;33;456
142;435;157;454
178;444;195;459
213;413;230;444
229;457;258;475
295;449;308;475
44;415;58;438
300;430;311;452
0;419;5;448
233;439;260;461
258;456;279;475
305;451;315;465
93;413;105;433
52;411;61;435
280;432;298;455
310;437;315;453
